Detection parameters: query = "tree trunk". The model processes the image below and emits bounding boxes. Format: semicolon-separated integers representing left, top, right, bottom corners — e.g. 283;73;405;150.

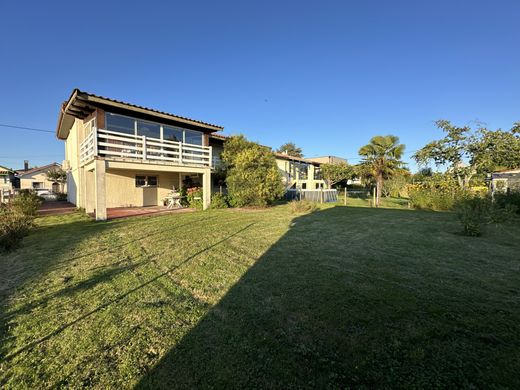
376;175;383;207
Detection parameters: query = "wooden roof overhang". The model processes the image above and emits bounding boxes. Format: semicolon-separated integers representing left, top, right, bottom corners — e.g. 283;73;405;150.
56;89;224;140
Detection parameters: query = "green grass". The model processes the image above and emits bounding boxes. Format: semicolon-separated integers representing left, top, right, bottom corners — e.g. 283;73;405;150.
1;203;519;388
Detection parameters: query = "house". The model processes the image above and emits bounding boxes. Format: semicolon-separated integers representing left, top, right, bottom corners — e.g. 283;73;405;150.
307;156;347;165
1;165;15;192
56;89;222;220
491;168;520;194
16;161;64;193
274;153;329;190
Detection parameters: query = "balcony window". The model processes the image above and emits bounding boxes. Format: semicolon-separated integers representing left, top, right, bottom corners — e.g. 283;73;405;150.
163;126;183;142
106;113;135;135
185;129;203;145
137;120;160;140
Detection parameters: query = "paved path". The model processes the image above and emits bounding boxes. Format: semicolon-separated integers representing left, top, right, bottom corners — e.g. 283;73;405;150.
38;201;76;216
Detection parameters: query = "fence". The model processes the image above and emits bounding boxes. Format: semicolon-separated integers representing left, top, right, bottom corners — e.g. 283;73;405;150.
285;189;338;203
0;189;15;204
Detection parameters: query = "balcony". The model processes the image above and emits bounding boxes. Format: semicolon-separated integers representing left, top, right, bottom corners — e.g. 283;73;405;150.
80;128;212;168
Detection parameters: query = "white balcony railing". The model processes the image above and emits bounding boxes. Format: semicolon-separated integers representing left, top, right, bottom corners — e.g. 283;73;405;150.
79;128;212;168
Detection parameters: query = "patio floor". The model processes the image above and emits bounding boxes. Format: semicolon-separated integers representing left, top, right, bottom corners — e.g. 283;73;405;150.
38;201;77;217
104;206;194;220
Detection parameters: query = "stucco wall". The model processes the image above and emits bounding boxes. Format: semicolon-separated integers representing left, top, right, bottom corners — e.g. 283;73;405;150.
105;169;181;208
275;158;328;189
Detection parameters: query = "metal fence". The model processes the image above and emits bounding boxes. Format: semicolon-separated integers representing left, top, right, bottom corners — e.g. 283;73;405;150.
285;189;338;203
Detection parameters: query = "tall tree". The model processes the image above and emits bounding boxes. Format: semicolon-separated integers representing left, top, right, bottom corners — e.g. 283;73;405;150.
320;162;354;188
277;142;303;158
358;135;406;207
413;120;520;189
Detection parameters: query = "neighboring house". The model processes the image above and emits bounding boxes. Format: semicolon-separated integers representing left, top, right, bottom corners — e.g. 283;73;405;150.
16;162;64;193
274;153;329;190
0;165;15;192
56;89;222;220
491;168;520;194
307;155;347;165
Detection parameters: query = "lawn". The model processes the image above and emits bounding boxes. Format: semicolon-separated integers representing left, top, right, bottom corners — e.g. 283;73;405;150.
1;202;519;388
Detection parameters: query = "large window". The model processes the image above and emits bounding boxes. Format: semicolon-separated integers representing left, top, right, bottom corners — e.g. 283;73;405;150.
184;129;203;145
106;113;135;135
137;120;160;139
163;126;183;142
105;112;204;145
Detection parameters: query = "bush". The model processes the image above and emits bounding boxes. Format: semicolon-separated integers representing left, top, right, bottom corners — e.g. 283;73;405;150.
186;187;203;210
289;200;318;214
222;135;285;207
408;173;468;211
494;190;520;214
210;193;229;209
0;207;35;252
56;192;68;201
12;190;42;216
455;196;516;237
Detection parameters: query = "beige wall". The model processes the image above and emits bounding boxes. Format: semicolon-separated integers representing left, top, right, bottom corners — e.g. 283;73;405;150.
275;158;328;190
105;169;181;208
20;171;60;191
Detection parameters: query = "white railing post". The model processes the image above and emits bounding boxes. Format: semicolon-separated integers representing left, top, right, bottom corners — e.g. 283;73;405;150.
179;142;183;165
142;135;147;160
93;127;98;157
208;146;212;168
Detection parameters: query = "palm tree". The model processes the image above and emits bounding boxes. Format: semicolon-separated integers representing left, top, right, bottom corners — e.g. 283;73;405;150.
358;135;405;207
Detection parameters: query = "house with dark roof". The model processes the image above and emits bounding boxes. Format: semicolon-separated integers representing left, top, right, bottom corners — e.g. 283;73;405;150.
0;165;16;194
16;162;63;193
56;89;222;220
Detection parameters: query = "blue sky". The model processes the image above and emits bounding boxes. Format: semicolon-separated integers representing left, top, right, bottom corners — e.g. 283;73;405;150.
1;0;519;170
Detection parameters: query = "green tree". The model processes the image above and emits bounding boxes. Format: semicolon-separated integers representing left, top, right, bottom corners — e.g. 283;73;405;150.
413;120;520;189
320;162;354;188
45;168;67;193
222;135;284;207
276;142;303;158
358;135;406;207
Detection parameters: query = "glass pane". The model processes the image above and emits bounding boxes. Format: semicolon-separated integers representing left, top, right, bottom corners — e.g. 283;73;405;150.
135;176;146;187
105;113;135;135
147;176;158;186
184;129;202;145
163;126;183;142
137;120;160;140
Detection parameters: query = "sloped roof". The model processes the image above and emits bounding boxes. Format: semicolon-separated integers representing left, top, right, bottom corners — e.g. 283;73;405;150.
57;89;224;139
17;162;61;177
0;165;14;175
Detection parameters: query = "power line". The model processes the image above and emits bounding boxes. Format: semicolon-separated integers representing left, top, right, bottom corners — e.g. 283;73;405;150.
0;123;54;133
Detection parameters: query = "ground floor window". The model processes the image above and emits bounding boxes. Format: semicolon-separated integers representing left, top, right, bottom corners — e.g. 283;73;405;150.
32;182;43;189
135;175;158;187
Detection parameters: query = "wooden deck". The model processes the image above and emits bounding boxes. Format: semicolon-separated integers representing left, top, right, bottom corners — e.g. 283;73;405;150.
102;206;194;220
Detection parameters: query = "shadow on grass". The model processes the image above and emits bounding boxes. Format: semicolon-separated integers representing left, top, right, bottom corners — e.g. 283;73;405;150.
135;206;519;389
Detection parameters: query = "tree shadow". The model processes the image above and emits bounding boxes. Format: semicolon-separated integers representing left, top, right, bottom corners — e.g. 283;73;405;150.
135;206;520;389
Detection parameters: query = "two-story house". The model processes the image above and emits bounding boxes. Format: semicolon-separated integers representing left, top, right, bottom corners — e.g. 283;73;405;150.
56;89;222;220
1;165;16;194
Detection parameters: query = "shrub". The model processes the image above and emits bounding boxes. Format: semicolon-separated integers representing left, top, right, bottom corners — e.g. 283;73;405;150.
494;190;520;214
11;190;42;216
455;196;516;237
289;200;318;214
408;173;468;211
210;193;229;209
186;187;203;210
222;135;285;207
56;192;68;201
0;208;35;252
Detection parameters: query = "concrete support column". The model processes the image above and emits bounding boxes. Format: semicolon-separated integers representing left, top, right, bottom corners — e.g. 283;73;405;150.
202;170;211;210
94;159;107;221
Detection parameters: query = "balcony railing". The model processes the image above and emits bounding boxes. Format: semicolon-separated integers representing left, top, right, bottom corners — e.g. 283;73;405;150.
79;128;212;168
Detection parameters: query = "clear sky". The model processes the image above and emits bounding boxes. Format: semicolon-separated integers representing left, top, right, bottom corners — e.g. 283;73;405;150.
1;0;519;170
